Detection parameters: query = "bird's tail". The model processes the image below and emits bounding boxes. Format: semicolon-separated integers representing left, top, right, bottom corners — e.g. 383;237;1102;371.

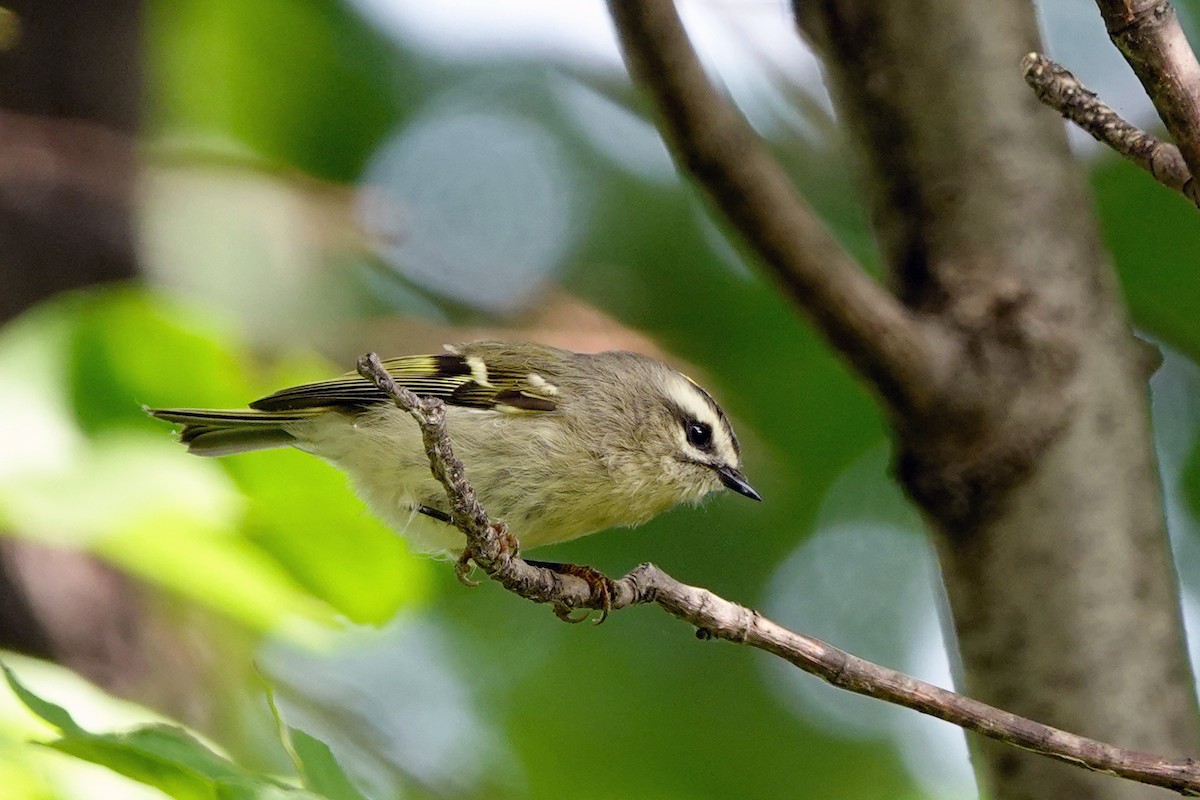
145;407;320;457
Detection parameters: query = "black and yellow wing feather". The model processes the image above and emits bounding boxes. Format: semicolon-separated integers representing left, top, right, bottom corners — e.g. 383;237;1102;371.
249;353;558;413
149;347;562;456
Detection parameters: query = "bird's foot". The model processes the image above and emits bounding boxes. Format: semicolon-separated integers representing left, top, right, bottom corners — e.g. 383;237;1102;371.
526;560;616;624
493;522;520;559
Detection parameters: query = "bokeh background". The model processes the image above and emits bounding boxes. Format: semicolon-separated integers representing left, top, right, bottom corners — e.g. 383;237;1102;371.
2;1;1200;798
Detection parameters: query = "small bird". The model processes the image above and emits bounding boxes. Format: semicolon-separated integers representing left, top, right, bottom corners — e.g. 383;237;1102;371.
148;341;759;555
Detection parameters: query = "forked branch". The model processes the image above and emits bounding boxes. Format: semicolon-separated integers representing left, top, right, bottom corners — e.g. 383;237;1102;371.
357;352;1200;797
1022;52;1200;206
1094;0;1200;185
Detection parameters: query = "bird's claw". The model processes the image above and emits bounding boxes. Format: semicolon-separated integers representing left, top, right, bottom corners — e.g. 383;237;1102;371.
553;603;593;624
529;561;615;625
454;548;480;587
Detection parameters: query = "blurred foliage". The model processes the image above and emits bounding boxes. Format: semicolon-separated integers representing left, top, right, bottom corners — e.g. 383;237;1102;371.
147;0;416;181
2;1;1200;800
0;289;431;630
1093;157;1200;362
1;659;363;800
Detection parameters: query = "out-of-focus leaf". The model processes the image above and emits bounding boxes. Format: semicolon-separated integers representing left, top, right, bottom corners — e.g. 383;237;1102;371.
287;730;367;800
3;663;324;800
263;681;367;800
3;287;430;631
2;654;226;800
0;428;330;634
147;0;414;181
1180;428;1200;519
1;665;82;737
1093;155;1200;362
223;451;431;626
98;511;335;637
67;289;249;435
0;431;240;547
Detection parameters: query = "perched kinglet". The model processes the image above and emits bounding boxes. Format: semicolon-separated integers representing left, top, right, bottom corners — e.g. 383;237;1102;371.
148;341;759;554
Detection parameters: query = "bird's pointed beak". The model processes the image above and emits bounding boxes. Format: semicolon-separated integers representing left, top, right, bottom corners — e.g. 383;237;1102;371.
716;465;761;501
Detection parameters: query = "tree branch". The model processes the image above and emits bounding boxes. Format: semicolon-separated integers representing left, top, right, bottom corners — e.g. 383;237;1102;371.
1021;52;1200;206
1095;0;1200;188
603;0;953;418
356;351;1200;797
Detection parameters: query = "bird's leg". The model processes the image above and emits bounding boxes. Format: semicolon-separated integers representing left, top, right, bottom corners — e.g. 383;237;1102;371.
416;504;451;523
524;560;616;624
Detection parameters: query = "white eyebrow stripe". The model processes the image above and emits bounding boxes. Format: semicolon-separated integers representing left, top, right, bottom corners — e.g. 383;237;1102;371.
665;374;738;464
665;376;713;422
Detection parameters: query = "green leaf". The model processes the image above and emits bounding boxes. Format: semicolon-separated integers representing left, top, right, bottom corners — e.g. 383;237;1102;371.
147;0;413;181
263;677;367;800
1;663;83;736
1182;434;1200;520
3;662;325;800
97;510;335;635
288;730;367;800
1093;155;1200;362
47;727;245;800
0;427;333;633
67;288;250;435
223;450;432;625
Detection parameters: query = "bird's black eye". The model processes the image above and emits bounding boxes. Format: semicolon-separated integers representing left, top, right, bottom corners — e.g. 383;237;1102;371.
686;420;713;450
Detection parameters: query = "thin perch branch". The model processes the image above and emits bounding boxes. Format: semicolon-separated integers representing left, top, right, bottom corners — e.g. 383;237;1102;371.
1021;52;1200;206
356;352;1200;797
604;0;953;417
1094;0;1200;187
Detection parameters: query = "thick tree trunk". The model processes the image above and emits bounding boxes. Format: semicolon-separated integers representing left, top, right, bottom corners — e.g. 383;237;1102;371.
795;1;1199;797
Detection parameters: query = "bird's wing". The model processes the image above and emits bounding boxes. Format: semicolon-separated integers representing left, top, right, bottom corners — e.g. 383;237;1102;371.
249;353;559;413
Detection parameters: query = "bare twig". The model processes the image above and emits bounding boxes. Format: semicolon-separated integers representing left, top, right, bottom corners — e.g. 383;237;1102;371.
1021;52;1200;206
1095;0;1200;187
356;351;1200;797
603;0;953;417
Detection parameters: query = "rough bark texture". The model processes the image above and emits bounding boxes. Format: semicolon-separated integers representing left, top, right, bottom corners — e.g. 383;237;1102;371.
1022;53;1200;206
794;1;1199;798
